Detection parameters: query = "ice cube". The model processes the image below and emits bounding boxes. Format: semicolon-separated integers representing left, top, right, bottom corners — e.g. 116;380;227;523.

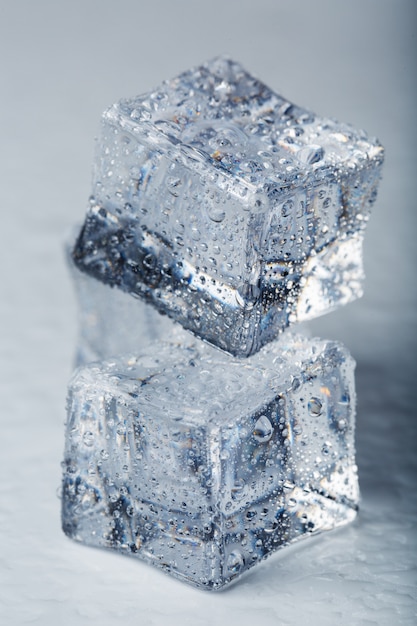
62;334;359;590
73;56;383;356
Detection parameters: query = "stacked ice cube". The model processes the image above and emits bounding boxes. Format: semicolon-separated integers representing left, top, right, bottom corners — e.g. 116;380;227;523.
63;57;384;589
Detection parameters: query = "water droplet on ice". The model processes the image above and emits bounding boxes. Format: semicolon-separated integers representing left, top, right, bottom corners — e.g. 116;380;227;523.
297;145;324;164
281;200;294;217
130;107;151;121
83;431;94;447
308;397;322;417
143;253;156;269
253;415;273;442
208;205;226;222
226;550;244;573
166;176;182;196
322;442;332;455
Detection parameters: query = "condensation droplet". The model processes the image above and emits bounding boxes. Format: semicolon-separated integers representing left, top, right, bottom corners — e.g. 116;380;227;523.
308;398;322;417
83;431;94;447
116;423;126;436
338;393;350;405
298;145;324;165
226;550;244;573
208;206;226;222
143;253;156;269
233;478;245;492
253;415;274;443
166;176;182;197
322;442;332;455
264;519;279;533
130;107;151;121
281;200;294;218
291;377;301;391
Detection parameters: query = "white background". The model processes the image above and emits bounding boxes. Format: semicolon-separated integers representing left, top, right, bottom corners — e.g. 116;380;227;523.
0;1;416;624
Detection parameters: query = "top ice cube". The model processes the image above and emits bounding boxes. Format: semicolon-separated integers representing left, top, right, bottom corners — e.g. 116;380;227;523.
73;56;384;356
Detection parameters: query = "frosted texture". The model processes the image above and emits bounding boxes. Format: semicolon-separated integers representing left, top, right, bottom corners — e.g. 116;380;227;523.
62;334;359;590
73;56;384;356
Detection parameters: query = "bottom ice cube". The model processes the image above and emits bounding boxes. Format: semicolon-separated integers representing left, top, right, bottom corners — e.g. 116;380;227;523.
62;334;359;590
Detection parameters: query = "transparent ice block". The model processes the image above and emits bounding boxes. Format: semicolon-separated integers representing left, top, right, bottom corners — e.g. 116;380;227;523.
73;56;383;356
62;334;359;590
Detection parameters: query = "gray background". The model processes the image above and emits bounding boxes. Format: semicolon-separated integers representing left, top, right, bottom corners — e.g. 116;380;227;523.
0;1;416;624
